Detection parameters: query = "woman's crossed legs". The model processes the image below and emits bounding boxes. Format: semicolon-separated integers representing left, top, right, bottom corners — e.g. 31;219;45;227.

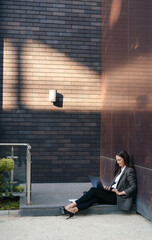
65;187;117;213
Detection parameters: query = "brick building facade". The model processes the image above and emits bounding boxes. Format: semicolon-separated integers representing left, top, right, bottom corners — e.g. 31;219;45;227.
0;0;101;182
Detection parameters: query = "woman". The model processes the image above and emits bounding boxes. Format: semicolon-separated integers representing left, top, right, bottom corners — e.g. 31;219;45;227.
63;150;137;219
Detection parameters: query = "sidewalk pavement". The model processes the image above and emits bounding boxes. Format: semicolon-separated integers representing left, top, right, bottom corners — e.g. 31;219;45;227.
0;213;152;240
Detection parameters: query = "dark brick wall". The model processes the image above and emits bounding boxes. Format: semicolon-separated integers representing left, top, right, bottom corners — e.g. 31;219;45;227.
0;0;101;182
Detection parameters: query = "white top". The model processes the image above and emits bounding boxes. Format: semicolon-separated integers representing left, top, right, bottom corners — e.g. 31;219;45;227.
111;166;126;189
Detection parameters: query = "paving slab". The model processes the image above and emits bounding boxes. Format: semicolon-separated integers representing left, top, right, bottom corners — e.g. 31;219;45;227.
0;214;152;240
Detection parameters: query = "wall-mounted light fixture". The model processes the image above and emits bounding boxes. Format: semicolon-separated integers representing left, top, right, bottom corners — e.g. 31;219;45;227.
49;90;57;102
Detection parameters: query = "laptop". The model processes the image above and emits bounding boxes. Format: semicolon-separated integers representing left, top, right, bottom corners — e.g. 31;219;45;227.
68;176;105;203
88;175;104;190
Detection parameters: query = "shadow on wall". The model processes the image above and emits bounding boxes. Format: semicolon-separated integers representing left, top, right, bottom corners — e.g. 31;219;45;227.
53;93;64;108
0;109;101;183
0;0;101;71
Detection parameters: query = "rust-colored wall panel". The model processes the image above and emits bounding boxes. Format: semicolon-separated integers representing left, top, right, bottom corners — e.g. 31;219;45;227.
101;0;152;221
135;166;152;222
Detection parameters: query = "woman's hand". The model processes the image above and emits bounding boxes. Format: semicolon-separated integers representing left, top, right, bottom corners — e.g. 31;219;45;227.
112;189;125;196
104;186;111;191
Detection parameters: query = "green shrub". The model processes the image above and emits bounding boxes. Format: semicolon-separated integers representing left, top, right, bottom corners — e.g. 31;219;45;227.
0;197;19;210
0;158;15;199
0;158;14;172
14;185;24;193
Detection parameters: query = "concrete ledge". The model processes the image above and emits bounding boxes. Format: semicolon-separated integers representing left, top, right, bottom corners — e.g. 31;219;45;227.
0;206;137;217
0;210;20;216
79;204;137;215
20;204;136;217
20;207;60;217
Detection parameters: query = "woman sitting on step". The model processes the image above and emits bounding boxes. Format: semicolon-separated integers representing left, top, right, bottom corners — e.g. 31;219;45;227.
63;150;137;219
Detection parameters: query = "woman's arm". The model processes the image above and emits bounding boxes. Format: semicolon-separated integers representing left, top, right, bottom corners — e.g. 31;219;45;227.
112;188;126;196
123;168;137;195
111;168;137;196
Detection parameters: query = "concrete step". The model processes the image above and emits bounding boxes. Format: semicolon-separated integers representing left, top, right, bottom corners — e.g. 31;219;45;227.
20;204;136;217
20;183;136;216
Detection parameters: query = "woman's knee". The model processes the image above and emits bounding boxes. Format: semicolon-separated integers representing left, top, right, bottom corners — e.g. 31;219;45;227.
91;187;103;198
88;187;96;195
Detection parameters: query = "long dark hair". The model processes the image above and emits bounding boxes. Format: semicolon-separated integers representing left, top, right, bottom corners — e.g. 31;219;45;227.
114;150;134;175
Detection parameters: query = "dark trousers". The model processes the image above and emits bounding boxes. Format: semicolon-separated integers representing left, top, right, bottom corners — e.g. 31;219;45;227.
75;187;117;211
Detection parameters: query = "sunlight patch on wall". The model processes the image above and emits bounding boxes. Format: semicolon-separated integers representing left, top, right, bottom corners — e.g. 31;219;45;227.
101;55;152;111
3;38;18;110
20;39;101;111
2;38;101;112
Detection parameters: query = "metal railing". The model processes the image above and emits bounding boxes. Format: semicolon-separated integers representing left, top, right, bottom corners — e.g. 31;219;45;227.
0;143;32;205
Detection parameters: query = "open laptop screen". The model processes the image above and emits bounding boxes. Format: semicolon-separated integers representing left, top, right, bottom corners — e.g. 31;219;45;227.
88;175;104;190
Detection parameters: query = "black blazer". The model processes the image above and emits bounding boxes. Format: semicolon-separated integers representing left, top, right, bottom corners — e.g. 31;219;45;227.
111;167;137;211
